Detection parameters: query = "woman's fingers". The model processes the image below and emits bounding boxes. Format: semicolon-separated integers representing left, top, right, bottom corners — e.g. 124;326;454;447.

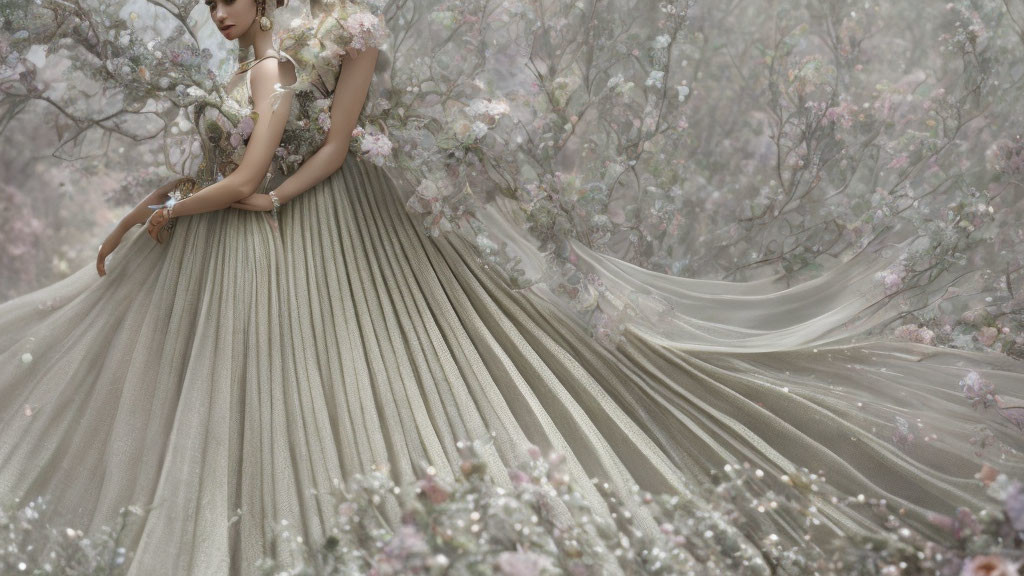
96;236;118;277
146;209;166;243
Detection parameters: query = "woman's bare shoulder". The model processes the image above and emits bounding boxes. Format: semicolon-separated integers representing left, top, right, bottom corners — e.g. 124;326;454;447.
248;56;298;98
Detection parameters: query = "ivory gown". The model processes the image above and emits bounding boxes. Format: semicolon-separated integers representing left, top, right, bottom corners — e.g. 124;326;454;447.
1;35;1023;576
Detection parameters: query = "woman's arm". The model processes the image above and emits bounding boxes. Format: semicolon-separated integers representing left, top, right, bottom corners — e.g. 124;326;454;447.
165;58;296;219
118;177;192;232
97;176;192;276
237;47;379;209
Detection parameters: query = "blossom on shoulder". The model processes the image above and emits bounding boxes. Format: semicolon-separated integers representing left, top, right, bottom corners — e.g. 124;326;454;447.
342;12;386;51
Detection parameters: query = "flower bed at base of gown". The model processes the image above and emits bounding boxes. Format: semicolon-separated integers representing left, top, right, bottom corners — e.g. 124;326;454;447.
0;153;1022;574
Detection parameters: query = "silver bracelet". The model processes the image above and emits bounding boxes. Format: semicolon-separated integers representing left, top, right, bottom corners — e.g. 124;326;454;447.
268;190;281;219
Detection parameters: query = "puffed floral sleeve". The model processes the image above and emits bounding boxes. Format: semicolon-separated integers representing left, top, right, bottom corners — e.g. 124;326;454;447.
269;0;389;112
262;0;389;174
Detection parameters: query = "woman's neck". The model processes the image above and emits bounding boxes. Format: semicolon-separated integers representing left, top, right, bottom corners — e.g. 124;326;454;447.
237;26;276;61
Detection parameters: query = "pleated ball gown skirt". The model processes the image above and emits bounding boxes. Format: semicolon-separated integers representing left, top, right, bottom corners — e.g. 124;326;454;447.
0;153;1022;574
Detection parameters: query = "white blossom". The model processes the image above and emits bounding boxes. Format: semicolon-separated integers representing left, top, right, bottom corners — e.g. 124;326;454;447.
645;70;665;88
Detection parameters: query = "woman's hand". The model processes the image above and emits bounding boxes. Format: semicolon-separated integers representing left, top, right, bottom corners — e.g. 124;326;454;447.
145;206;172;244
96;224;127;277
96;179;187;276
230;194;275;212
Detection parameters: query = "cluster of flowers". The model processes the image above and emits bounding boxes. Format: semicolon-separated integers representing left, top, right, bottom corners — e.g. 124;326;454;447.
4;439;1023;575
956;370;1024;433
276;0;389;99
399;97;514;236
893;303;1021;357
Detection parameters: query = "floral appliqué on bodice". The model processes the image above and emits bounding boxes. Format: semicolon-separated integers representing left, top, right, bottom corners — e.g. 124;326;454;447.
179;51;348;198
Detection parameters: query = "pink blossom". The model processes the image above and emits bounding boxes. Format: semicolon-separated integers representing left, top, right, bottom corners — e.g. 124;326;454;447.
359;132;393;166
876;260;907;295
958;555;1021;576
1004;479;1024;532
342;13;384;51
337;501;357;518
961;307;993;327
977;326;999;347
886;154;910;170
383;524;429;558
526;444;542;460
959;370;995;408
824;102;856;128
496;550;555;576
893;324;935;345
416;475;450;504
547;451;565;467
238;116;254;138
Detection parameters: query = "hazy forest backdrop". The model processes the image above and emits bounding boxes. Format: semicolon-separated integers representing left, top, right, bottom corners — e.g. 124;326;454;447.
2;0;1023;357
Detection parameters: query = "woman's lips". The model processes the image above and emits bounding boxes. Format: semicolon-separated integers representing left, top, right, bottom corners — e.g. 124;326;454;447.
220;25;234;34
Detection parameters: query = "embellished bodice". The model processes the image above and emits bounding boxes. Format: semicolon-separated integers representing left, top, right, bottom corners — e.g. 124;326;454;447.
174;51;345;200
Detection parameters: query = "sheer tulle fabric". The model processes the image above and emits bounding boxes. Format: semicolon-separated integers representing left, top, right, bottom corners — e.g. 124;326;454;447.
476;193;930;353
0;154;1021;574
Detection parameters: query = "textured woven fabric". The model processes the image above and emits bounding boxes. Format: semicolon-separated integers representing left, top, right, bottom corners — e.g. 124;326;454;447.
1;154;1022;574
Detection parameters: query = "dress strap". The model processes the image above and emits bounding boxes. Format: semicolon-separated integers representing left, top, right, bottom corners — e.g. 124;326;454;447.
235;54;281;75
241;54;286;105
237;48;299;110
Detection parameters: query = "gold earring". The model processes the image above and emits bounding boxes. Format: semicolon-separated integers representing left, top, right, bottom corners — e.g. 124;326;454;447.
258;1;273;31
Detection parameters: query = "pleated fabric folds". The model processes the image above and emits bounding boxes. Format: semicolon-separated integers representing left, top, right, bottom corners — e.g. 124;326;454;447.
0;153;1021;574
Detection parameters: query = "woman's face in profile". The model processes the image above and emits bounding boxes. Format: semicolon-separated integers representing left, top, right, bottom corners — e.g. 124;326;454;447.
204;0;257;41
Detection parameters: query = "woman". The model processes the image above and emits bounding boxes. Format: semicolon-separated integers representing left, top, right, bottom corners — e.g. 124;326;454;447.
1;0;1022;573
